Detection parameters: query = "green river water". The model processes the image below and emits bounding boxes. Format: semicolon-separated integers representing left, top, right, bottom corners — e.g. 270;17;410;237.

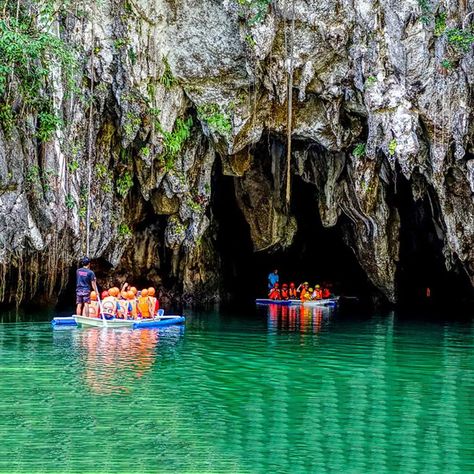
0;305;473;473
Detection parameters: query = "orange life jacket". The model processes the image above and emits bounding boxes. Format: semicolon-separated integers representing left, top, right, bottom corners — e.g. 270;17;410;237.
281;289;289;299
322;288;331;299
289;288;297;298
88;301;99;318
300;288;308;301
148;296;158;316
138;296;150;318
101;296;117;316
315;289;323;300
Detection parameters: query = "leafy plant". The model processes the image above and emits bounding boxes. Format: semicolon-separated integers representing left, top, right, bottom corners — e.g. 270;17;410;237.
123;111;141;139
118;223;132;237
160;57;177;90
36;111;62;142
237;0;272;25
116;171;133;198
353;143;366;158
417;0;431;24
365;76;377;87
26;165;40;185
388;139;397;156
0;16;76;109
68;160;79;173
114;38;129;49
245;34;256;47
446;28;474;53
441;58;454;70
197;104;232;136
187;197;203;213
0;102;14;137
434;12;446;37
140;146;150;157
128;47;137;65
65;194;75;209
161;117;193;171
95;163;108;179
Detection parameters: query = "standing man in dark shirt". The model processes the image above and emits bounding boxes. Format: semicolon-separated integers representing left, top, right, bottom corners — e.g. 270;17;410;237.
76;257;99;316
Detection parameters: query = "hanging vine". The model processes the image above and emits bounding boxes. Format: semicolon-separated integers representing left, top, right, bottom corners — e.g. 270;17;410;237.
285;0;296;206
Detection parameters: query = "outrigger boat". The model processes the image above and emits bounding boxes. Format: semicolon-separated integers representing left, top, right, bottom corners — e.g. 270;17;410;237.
256;297;340;307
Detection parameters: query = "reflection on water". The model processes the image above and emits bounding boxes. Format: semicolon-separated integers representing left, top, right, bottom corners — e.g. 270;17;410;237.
268;304;333;333
0;308;473;473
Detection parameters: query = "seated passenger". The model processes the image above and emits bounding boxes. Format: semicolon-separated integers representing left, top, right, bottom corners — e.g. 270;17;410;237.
322;286;331;299
148;287;159;317
127;290;138;319
138;289;151;319
101;288;119;319
117;291;130;319
281;283;289;300
88;291;100;318
269;283;281;300
289;282;298;299
313;285;323;300
298;282;309;301
305;288;313;301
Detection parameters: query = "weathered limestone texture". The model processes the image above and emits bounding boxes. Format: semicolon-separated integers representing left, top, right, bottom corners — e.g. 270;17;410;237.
1;0;473;304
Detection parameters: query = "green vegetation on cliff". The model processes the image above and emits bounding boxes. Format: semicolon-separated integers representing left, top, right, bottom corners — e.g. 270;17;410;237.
0;3;76;138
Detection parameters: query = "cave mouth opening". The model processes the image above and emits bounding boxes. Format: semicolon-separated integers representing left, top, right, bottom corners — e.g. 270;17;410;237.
396;170;473;308
212;158;378;306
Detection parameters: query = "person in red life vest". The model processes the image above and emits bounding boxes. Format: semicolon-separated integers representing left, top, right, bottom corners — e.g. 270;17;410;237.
289;282;298;298
148;287;159;317
88;291;100;318
298;282;309;301
268;283;281;300
322;286;331;299
281;283;289;300
76;257;99;317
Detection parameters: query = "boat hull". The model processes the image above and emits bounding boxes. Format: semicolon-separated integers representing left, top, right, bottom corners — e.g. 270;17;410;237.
52;315;186;329
256;297;339;307
74;315;135;327
133;316;185;328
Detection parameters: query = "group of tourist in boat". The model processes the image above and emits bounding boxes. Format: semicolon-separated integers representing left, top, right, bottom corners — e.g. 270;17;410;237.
267;269;333;301
76;257;160;320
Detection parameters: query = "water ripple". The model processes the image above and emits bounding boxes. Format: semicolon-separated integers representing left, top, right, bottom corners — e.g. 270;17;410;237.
0;308;473;472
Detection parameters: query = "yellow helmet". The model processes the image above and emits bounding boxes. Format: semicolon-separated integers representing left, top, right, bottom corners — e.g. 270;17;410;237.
309;288;314;293
316;285;320;289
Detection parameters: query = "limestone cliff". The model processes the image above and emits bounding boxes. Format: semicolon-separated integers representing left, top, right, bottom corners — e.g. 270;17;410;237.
1;0;473;305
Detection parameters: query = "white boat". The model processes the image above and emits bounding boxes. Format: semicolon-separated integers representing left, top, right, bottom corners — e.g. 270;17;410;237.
74;315;135;328
302;297;340;307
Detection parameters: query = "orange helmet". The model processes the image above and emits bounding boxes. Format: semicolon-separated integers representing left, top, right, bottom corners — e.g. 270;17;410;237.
130;286;138;295
126;291;135;300
121;290;128;299
108;287;119;297
90;291;97;301
148;287;155;296
141;288;149;297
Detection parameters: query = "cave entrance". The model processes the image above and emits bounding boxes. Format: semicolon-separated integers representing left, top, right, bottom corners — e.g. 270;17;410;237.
212;161;376;305
396;172;473;308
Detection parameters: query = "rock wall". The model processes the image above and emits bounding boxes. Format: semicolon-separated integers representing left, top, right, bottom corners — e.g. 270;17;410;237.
1;0;473;305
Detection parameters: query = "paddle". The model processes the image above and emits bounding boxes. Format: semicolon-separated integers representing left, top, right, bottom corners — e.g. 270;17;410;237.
96;294;107;327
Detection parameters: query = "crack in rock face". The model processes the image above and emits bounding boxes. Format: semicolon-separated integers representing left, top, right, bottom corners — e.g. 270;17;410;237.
1;0;473;305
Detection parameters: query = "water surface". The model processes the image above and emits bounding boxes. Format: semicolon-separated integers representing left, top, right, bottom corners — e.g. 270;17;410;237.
0;306;473;473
